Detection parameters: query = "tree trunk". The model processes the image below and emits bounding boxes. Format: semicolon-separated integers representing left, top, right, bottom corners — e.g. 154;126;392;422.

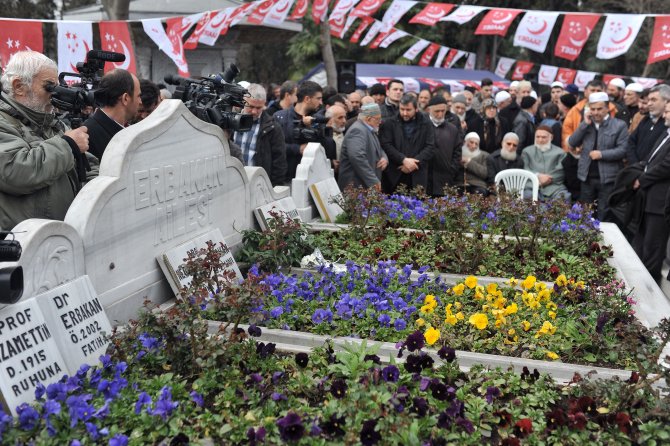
102;0;130;20
320;21;338;88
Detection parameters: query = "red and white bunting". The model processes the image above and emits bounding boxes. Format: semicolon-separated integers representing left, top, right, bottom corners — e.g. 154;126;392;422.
380;0;417;33
596;14;645;60
330;16;357;38
419;77;445;90
464;52;476;70
228;2;258;27
537;64;559;85
247;0;276;25
360;20;382;46
513;11;560;53
554;13;601;61
494;57;515;78
57;22;93;77
408;3;454;26
573;70;598;90
312;0;329;24
440;5;486;25
510;61;534;81
349;17;374;43
264;0;296;26
433;46;449;67
402;39;430;61
475;8;522;37
441;49;458;67
329;0;361;24
379;29;409;48
142;19;189;76
183;11;212;50
418;42;440;66
198;8;234;46
647;16;670;65
555;67;577;85
445;49;466;68
289;0;309;20
350;0;385;18
0;20;43;69
99;21;136;74
369;29;392;49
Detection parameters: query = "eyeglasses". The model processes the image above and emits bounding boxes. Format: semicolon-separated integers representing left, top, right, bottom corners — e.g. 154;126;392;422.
505;142;518;147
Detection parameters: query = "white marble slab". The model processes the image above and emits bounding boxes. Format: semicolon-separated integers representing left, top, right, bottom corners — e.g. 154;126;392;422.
291;143;334;222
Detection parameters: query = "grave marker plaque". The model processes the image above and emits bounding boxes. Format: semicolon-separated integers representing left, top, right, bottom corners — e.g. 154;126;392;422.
254;196;301;230
309;178;344;223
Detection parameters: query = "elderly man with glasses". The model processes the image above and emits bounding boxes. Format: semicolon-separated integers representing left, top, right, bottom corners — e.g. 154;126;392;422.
487;132;523;184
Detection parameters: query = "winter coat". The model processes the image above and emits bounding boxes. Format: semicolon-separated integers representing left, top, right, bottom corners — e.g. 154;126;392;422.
568;117;628;185
427;120;462;195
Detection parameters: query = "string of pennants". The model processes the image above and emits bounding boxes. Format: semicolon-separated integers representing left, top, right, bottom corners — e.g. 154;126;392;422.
0;0;667;86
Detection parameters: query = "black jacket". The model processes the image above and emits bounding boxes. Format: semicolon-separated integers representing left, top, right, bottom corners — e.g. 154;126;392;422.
487;150;524;184
481;117;508;154
83;108;124;160
251;112;288;186
499;101;520;125
428;120;462;195
638;132;670;214
273;107;302;181
626;115;668;165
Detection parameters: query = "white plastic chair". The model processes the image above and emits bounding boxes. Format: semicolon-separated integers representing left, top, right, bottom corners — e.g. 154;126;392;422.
494;169;539;201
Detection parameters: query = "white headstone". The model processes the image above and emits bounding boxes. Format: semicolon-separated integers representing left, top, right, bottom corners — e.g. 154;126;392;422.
309;178;344;223
0;300;68;415
157;228;242;295
254;197;301;231
65;100;251;323
34;276;112;370
246;166;291;228
291;143;335;221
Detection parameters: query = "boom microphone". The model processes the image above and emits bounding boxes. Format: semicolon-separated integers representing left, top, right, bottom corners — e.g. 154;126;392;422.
86;50;125;63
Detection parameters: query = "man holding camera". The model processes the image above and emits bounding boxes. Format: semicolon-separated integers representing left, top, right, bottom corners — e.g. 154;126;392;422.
83;69;142;160
0;51;89;230
273;81;323;181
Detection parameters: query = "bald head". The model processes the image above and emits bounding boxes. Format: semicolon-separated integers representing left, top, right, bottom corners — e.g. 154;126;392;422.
326;104;347;132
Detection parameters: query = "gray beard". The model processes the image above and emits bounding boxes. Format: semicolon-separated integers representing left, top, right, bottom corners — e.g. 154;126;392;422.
430;116;444;127
462;148;481;161
456;113;466;121
500;149;517;161
536;143;552;152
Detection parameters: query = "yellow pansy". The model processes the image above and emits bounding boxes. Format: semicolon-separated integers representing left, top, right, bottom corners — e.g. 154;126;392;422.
504;302;518;315
522;275;537;290
536;321;557;337
425;295;436;305
445;314;458;325
475;290;485;300
493;297;507;309
538;289;552;301
548;311;557;320
452;283;465;296
508;328;516;336
555;274;568;287
455;312;465;321
416;318;425;327
487;283;498;294
546;301;557;311
464;276;478;289
469;313;489;330
454;301;462;310
508;277;519;286
420;304;435;314
424;327;440;345
522;320;531;331
535;281;547;291
546;351;559;360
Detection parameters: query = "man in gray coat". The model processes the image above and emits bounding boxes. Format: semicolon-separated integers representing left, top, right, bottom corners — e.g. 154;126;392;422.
521;126;569;201
338;103;388;191
568;92;628;221
0;51;89;230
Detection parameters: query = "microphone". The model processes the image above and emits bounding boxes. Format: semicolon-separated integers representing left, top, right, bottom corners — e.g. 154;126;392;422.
164;74;200;85
86;50;125;63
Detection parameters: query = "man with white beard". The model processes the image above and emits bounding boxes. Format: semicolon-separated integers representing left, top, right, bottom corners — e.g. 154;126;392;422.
487;132;523;183
521;125;570;201
460;132;490;195
325;104;347;174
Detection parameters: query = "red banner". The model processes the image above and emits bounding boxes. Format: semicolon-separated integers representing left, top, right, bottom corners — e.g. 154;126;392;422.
555;67;576;85
475;9;522;36
419;77;445;90
183;12;211;50
647;16;670;65
312;0;329;24
408;3;454;26
442;49;458;68
350;0;385;18
349;17;374;43
98;21;136;74
0;20;43;69
554;13;601;61
247;0;277;24
418;43;440;66
290;0;309;20
511;61;534;81
369;29;392;49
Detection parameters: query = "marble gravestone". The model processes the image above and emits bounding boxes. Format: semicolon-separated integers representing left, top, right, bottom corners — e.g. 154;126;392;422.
246;166;290;229
291;143;335;221
309;178;344;223
64;100;253;323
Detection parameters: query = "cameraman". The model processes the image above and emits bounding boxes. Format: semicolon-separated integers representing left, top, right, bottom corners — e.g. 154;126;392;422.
0;51;89;229
83;69;141;160
273;81;323;180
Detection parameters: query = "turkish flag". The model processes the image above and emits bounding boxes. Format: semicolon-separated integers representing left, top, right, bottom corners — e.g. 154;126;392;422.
98;22;136;74
0;20;43;69
418;43;440;66
409;3;454;26
290;0;309;19
312;0;329;24
248;0;277;24
511;61;534;81
351;0;385;18
647;16;670;65
475;9;522;36
554;13;601;61
350;17;374;43
555;67;577;85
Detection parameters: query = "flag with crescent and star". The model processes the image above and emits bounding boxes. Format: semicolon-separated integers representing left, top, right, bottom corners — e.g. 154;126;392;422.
648;16;670;65
0;20;43;69
57;22;93;79
98;22;136;74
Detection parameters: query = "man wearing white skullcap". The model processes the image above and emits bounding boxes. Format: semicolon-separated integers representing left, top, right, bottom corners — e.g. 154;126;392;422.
568;91;628;221
607;78;626;104
623;83;644;122
550;82;564;105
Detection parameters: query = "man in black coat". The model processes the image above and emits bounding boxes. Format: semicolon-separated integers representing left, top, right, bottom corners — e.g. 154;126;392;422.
83;69;141;160
632;101;670;282
513;96;538;153
626;84;669;165
233;83;287;186
379;94;435;193
425;96;462;196
487;132;523;183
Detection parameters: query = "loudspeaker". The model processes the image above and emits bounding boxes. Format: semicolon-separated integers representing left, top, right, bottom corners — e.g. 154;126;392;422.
336;60;357;94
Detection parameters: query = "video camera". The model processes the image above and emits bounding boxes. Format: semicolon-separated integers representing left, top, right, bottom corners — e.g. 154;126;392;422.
292;115;333;144
164;64;253;132
49;50;126;128
0;232;23;305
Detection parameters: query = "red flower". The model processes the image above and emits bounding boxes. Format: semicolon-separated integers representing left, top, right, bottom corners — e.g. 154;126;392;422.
501;438;520;446
548;264;560;278
627;371;640;384
495;410;513;428
568;412;588;430
514;418;532;436
615;412;632;435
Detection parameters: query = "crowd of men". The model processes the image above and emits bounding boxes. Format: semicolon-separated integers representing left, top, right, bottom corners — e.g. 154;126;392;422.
1;49;670;283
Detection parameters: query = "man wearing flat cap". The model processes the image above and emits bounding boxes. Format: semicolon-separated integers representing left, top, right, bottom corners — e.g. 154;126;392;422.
338;103;388;191
426;95;462;195
568;91;628;221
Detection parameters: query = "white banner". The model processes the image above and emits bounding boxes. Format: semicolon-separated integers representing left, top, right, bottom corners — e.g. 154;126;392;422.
360;20;382;46
380;0;418;32
494;57;515;78
440;5;486;25
631;76;660;88
513;11;560;53
57;22;93;76
574;70;598;90
379;29;409;48
464;52;476;70
329;0;361;23
142;19;189;75
447;50;468;68
538;64;559;85
434;46;449;67
264;0;296;26
596;14;646;59
198;8;233;46
402;39;430;61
